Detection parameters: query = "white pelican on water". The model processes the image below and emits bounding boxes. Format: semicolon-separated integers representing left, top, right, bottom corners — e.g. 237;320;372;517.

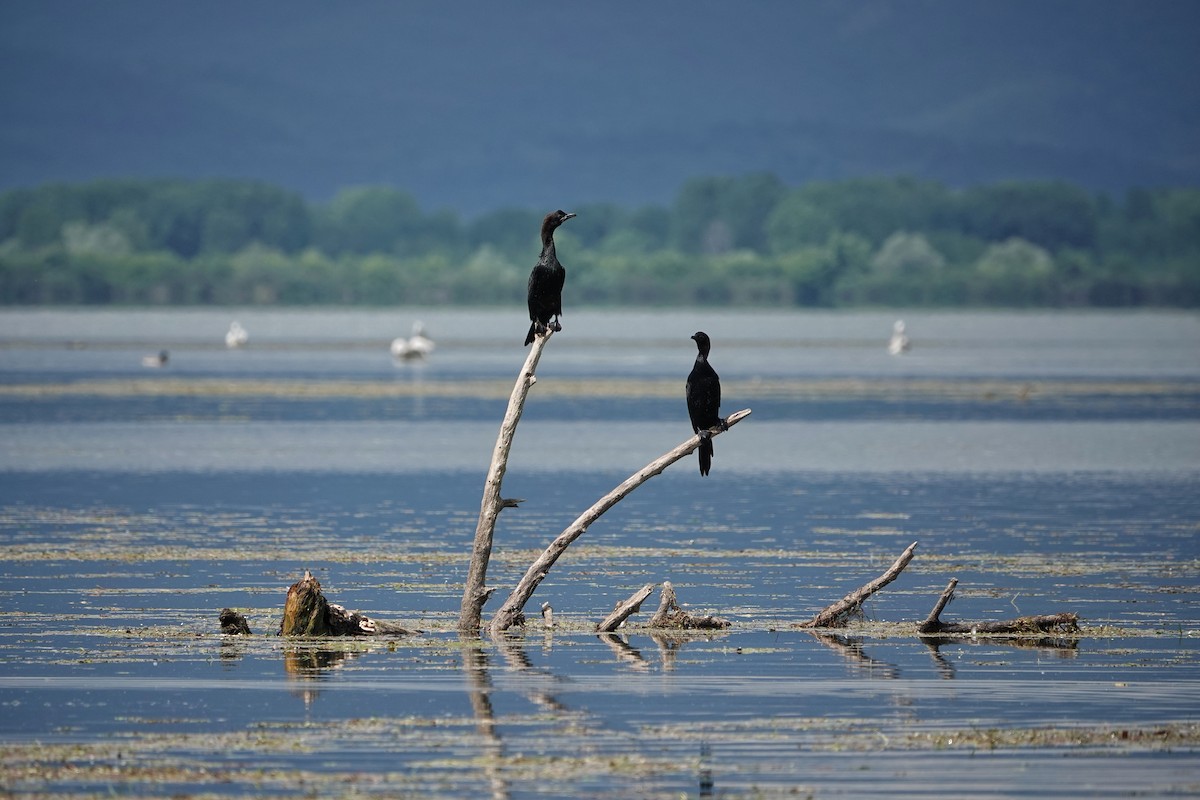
887;320;911;355
225;321;249;348
391;321;435;362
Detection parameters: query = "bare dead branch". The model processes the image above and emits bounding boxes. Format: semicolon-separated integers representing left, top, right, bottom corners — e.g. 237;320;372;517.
489;409;752;635
796;541;918;628
596;583;656;632
648;580;731;630
920;578;959;630
459;331;554;635
918;579;1081;636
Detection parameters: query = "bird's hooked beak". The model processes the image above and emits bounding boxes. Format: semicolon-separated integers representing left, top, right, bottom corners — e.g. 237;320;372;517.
562;212;577;221
690;333;698;341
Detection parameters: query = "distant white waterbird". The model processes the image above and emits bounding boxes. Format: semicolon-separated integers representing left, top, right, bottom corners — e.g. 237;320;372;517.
391;321;435;361
888;319;911;355
225;321;249;348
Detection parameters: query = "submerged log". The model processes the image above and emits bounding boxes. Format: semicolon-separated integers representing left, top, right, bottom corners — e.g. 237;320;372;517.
278;571;412;637
596;583;657;632
648;581;731;630
796;541;918;628
918;578;1081;636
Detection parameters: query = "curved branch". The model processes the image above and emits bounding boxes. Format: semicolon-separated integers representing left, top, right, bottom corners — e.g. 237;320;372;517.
489;409;752;635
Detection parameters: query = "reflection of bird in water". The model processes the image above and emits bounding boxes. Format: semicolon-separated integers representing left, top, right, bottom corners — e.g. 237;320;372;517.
391;321;435;361
141;350;169;368
686;331;725;476
225;321;249;348
887;319;911;355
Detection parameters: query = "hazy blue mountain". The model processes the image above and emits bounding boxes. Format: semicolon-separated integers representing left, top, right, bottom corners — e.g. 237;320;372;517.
2;1;1197;214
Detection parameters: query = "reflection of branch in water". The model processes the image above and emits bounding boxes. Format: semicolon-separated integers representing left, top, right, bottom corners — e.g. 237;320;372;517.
806;631;899;680
647;631;730;672
699;741;714;798
923;639;957;680
494;634;534;671
461;643;510;800
650;632;683;672
921;633;1079;681
598;632;650;671
493;633;570;714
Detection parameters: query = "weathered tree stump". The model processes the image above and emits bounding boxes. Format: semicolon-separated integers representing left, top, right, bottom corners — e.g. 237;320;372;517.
278;571;412;637
219;608;252;635
648;581;731;629
918;578;1080;636
796;541;918;628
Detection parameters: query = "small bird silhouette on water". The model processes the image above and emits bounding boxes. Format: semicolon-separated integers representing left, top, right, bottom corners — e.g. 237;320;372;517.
141;349;169;368
524;209;576;346
686;331;726;476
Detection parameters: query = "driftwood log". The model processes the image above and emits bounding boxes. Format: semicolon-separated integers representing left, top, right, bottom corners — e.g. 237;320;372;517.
918;578;1081;636
796;541;918;628
596;583;657;632
459;330;554;635
648;581;731;629
278;571;412;637
489;409;752;635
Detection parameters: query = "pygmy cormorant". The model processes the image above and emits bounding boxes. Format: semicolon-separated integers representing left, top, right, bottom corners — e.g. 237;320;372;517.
524;209;576;346
686;331;726;476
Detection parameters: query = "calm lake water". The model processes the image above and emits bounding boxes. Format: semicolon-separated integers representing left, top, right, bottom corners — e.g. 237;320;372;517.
1;307;1198;798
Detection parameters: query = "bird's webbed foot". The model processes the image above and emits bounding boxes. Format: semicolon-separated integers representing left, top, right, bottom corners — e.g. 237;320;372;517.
533;321;547;335
717;418;729;432
549;317;562;333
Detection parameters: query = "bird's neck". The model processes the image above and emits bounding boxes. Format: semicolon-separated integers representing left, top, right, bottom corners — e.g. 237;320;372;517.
539;236;558;262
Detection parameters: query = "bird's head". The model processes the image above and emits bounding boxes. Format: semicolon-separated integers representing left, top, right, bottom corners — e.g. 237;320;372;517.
542;208;576;233
691;331;711;355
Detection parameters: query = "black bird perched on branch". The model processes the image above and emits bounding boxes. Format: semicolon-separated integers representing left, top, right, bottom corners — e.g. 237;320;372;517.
686;331;726;476
524;209;576;346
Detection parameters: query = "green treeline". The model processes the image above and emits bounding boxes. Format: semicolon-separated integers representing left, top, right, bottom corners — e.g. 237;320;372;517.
1;175;1197;307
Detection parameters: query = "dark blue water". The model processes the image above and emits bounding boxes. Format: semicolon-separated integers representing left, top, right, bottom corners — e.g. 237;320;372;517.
1;309;1198;797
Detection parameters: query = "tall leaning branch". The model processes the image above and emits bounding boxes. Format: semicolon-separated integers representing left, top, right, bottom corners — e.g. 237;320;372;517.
489;408;752;636
458;331;554;635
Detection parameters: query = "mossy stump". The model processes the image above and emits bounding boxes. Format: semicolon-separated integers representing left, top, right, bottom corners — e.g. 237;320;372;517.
280;571;335;636
278;570;413;637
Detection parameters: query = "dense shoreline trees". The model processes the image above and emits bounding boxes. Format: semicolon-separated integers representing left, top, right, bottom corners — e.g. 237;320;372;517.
0;175;1196;307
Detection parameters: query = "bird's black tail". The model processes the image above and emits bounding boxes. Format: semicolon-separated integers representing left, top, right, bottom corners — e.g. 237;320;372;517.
698;434;714;476
524;322;537;346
